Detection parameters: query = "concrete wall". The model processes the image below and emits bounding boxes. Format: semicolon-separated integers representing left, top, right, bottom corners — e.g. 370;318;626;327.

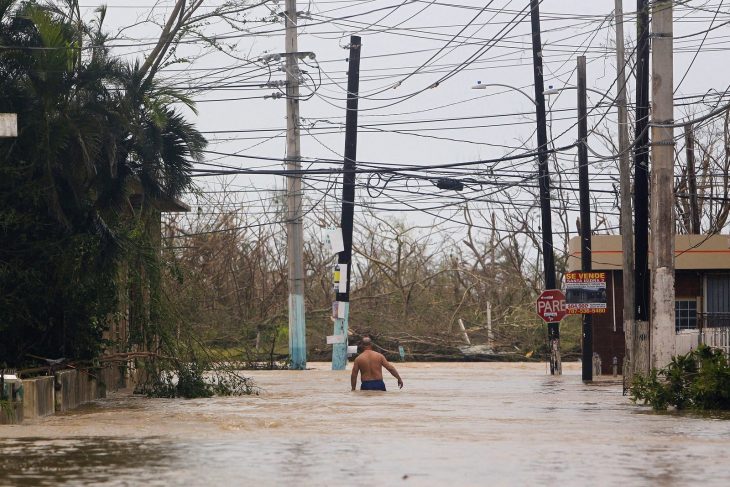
0;365;131;424
55;369;106;413
54;366;130;413
21;376;55;419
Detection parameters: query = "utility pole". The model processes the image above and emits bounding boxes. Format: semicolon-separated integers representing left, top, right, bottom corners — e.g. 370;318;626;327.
332;36;361;370
530;0;560;375
577;56;592;382
284;0;306;370
685;125;701;234
633;0;651;376
615;0;636;388
650;0;675;369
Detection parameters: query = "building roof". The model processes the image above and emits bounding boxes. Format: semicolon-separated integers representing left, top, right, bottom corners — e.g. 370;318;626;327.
568;234;730;271
127;178;191;213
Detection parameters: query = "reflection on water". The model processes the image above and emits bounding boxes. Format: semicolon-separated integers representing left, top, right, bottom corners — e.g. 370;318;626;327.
0;438;173;486
2;362;729;486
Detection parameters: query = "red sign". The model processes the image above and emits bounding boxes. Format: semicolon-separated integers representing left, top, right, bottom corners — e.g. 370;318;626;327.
536;289;567;323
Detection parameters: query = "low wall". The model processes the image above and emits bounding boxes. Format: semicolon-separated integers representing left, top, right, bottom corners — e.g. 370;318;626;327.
55;369;105;413
22;376;55;419
54;365;130;413
0;365;131;424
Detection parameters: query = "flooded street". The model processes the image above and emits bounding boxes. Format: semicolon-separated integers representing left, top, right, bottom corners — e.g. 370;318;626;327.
2;362;729;486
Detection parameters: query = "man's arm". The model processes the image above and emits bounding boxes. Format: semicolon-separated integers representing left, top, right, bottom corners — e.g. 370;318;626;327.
382;356;404;389
351;360;360;391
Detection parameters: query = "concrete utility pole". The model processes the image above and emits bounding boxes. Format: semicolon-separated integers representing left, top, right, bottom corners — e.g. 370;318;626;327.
332;36;361;370
633;0;651;376
577;56;593;382
284;0;306;370
530;0;560;375
650;0;676;369
615;0;636;387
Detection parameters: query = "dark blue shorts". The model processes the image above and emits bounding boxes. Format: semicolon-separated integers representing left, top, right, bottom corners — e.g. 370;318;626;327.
361;379;386;391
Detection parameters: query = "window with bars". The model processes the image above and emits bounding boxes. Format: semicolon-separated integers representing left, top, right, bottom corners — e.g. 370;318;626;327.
675;300;698;332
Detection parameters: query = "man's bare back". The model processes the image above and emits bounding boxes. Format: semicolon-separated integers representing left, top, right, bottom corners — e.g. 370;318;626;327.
351;338;403;391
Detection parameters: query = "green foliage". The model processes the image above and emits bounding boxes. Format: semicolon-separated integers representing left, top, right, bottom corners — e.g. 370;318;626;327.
631;345;730;411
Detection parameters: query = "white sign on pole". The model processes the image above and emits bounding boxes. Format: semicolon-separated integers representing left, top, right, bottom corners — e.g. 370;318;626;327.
325;227;344;254
326;335;346;344
0;114;18;138
347;345;358;355
337;301;347;319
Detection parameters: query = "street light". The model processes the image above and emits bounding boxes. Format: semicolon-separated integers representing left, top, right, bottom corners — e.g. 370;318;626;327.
471;78;562;373
473;63;602;381
537;69;598;382
471;81;537;106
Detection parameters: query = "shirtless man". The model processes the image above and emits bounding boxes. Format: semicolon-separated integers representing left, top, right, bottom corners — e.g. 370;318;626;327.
351;337;404;391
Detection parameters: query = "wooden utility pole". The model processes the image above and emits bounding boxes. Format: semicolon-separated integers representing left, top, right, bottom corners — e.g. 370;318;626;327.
284;0;306;370
633;0;651;376
530;0;560;375
650;0;676;369
332;36;361;370
685;125;701;234
615;0;636;388
577;56;593;382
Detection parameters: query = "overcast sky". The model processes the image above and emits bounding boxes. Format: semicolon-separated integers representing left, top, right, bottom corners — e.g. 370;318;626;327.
80;0;730;249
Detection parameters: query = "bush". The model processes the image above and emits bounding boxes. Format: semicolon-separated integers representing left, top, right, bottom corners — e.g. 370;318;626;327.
631;345;730;411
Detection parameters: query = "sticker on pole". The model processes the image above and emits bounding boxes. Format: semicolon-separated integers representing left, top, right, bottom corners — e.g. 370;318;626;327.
564;272;607;314
536;289;567;323
326;335;346;345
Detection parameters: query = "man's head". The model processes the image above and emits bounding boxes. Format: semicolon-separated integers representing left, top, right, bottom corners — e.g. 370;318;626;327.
360;336;373;350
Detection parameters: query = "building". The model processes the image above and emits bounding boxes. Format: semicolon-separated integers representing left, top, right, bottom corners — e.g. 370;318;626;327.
567;234;730;374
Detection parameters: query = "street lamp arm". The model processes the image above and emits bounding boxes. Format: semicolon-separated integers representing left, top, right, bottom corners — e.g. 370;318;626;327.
471;82;537;106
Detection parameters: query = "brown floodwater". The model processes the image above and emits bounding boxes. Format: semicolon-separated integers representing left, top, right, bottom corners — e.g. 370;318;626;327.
1;362;729;486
